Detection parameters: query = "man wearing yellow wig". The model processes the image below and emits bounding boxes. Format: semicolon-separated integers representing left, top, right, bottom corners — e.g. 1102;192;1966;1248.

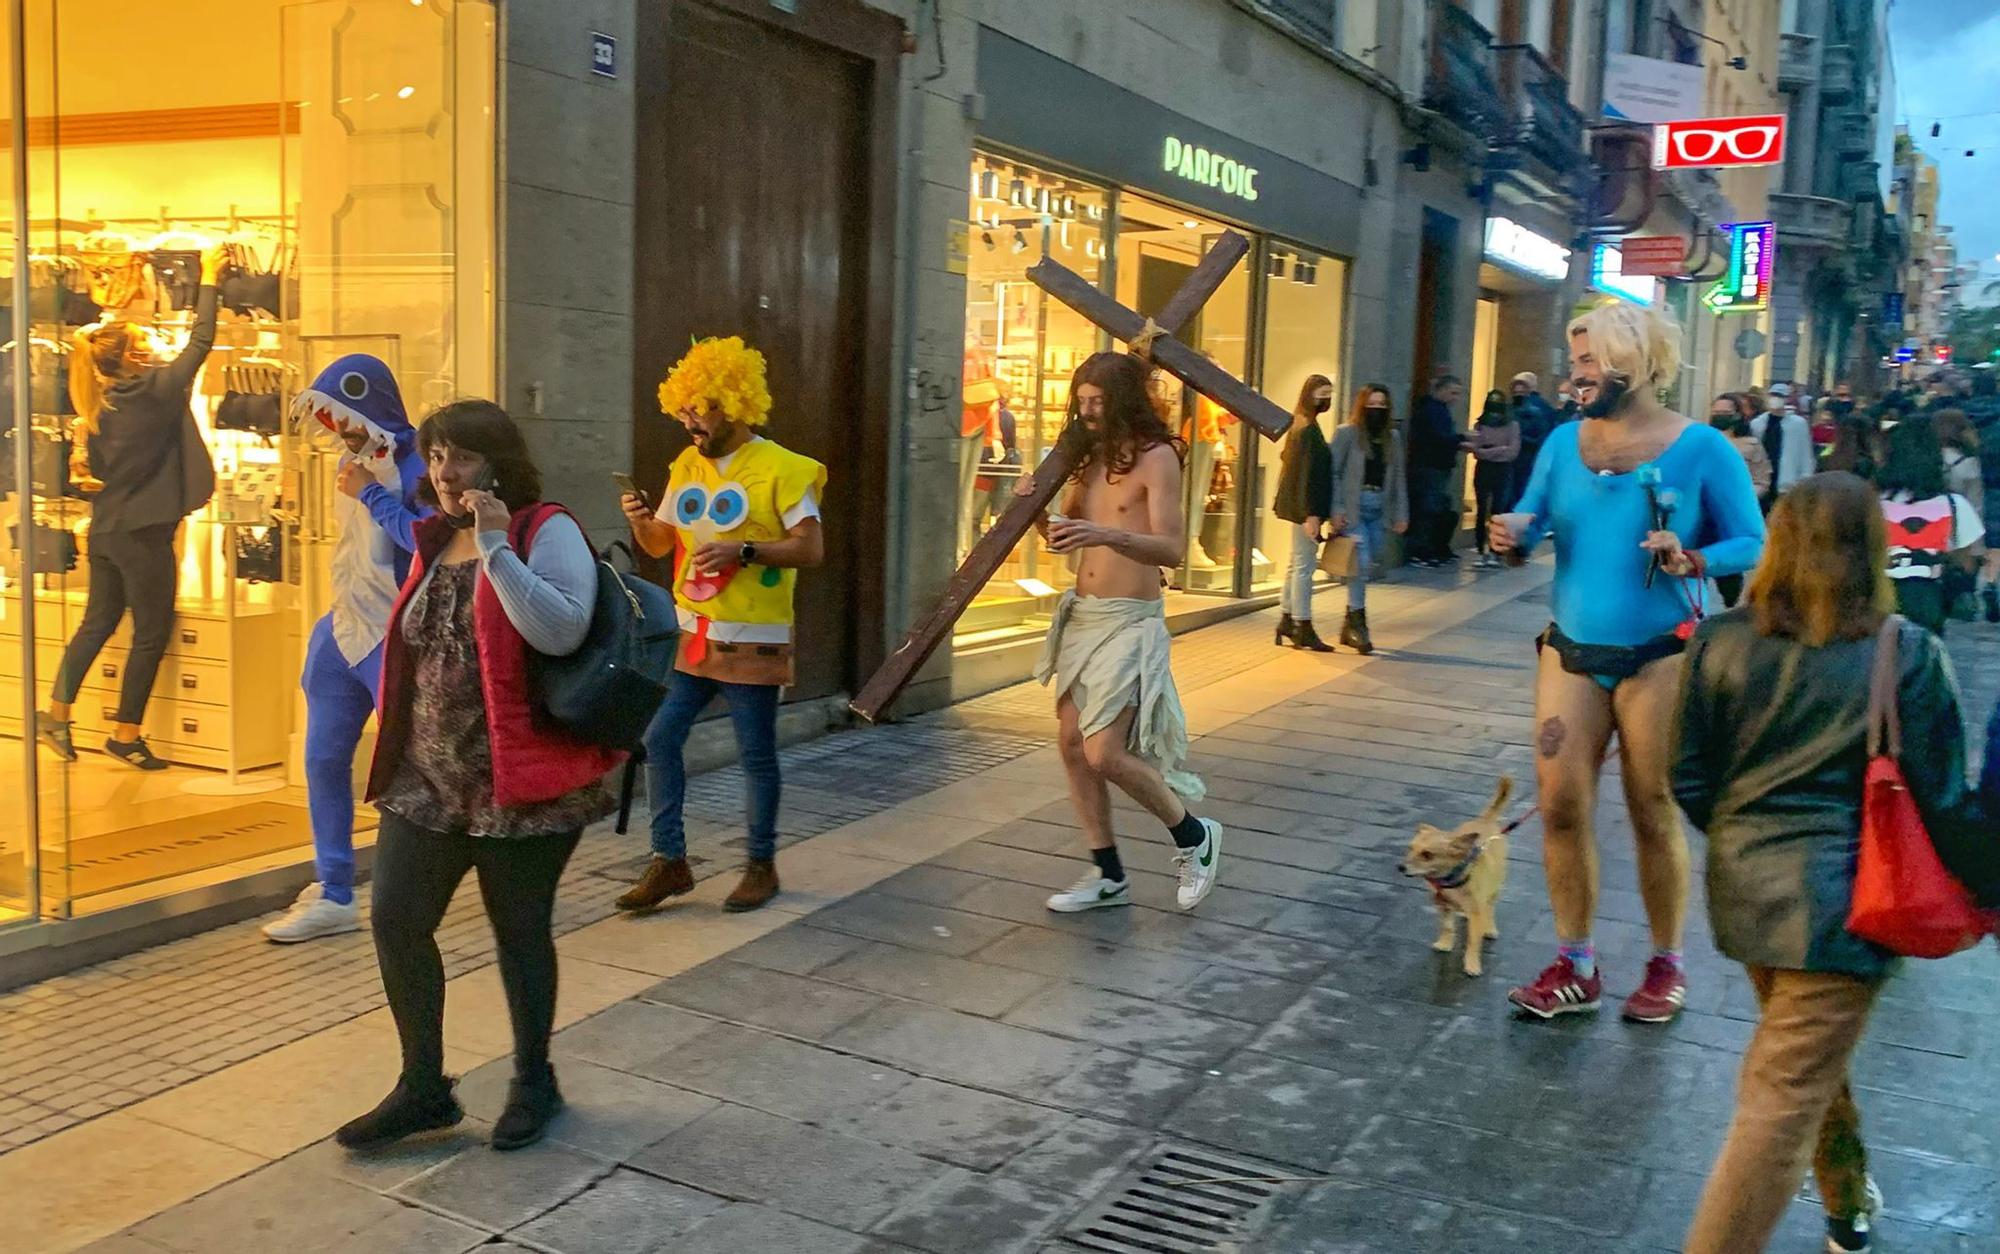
616;337;826;913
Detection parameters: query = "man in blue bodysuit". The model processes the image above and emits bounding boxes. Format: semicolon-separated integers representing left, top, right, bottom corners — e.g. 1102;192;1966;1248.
1491;302;1765;1024
264;356;428;942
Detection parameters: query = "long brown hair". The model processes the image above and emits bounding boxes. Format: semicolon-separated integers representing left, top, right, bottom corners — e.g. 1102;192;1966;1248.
1345;382;1393;429
1744;472;1893;647
1291;373;1334;430
416;399;544;512
1933;407;1978;456
1066;351;1183;481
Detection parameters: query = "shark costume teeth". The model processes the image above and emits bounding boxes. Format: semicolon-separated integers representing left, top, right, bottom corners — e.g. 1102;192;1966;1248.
290;353;412;462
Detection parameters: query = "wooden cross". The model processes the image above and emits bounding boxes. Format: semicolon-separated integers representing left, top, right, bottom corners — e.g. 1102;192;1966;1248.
850;229;1293;723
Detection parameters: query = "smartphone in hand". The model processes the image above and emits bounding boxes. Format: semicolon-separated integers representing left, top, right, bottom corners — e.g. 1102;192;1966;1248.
445;466;497;530
611;471;650;510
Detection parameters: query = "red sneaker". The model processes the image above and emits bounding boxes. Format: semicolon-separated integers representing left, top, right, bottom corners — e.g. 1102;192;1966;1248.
1621;956;1687;1024
1507;958;1603;1019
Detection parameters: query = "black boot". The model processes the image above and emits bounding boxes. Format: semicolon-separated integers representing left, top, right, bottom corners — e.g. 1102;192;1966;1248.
1291;619;1335;653
1274;613;1296;646
335;1076;463;1149
1340;609;1374;655
491;1066;564;1151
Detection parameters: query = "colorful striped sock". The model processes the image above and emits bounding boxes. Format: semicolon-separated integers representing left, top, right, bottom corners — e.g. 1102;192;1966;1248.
1558;940;1596;980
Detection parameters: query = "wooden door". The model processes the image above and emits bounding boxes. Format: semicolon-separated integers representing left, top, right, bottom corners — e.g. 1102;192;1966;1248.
635;0;897;703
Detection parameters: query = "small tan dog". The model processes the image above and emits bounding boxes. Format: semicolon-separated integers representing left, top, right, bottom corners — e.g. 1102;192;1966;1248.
1397;777;1513;977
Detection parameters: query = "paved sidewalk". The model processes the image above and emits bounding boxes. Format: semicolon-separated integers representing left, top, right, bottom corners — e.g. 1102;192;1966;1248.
18;564;2000;1253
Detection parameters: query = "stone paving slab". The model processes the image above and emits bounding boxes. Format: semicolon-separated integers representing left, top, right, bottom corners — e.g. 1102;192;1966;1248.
52;570;2000;1253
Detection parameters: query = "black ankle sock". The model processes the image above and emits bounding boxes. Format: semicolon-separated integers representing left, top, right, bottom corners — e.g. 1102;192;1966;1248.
1092;846;1125;883
1168;810;1207;849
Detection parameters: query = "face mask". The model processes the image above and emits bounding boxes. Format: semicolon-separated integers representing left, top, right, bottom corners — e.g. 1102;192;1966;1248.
1765;396;1785;413
1365;407;1389;432
1310;398;1332;415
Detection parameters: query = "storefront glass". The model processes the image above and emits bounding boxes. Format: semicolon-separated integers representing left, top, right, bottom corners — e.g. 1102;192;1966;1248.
959;153;1109;647
953;149;1347;650
1251;244;1346;593
1;0;494;926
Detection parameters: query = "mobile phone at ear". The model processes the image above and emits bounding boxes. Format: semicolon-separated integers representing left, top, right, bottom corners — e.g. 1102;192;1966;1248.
446;466;497;530
611;471;650;509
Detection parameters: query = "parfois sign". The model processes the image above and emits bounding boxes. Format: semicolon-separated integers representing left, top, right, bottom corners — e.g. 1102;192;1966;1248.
1163;137;1261;203
1651;114;1786;171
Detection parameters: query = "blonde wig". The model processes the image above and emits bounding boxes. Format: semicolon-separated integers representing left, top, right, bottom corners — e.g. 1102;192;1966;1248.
1565;300;1683;395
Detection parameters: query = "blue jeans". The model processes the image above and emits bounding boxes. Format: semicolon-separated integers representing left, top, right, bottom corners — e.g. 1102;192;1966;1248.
1347;489;1389;611
301;614;382;905
1282;523;1318;618
644;669;780;862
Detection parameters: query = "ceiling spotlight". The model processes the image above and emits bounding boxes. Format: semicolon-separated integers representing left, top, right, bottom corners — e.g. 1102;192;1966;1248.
1007;177;1026;207
1181;219;1200;230
1011;230;1028;254
981;231;995;251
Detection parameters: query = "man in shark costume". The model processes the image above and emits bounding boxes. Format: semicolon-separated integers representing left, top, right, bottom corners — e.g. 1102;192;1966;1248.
264;356;429;942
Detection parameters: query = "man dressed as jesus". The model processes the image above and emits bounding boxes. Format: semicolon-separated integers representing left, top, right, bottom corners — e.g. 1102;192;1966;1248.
1019;351;1223;914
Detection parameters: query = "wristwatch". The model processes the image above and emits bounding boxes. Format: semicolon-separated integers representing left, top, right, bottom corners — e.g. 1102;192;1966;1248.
739;541;759;566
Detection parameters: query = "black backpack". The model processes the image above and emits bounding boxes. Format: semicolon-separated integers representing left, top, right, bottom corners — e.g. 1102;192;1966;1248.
526;519;677;750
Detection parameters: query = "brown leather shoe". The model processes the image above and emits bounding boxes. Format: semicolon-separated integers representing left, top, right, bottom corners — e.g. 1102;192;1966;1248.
723;859;779;913
615;856;694;911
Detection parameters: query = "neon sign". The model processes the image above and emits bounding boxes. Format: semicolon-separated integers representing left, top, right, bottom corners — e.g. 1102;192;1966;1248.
1162;137;1260;203
1703;221;1775;313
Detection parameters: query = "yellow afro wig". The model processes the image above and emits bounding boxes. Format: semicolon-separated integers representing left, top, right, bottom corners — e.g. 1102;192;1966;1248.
658;336;773;427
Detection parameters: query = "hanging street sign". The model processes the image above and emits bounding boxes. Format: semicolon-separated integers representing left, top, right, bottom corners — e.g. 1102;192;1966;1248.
1617;235;1688;276
1703;221;1775;313
1652;114;1786;171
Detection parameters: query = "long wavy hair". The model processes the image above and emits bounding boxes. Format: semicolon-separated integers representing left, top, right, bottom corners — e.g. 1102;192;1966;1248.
1065;351;1184;482
1745;472;1894;647
1291;373;1334;431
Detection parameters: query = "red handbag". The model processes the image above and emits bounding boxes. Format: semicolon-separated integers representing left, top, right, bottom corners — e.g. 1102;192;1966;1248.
1846;617;1992;958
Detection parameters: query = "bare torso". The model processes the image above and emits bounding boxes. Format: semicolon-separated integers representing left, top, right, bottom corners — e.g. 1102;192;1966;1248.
1575;409;1694;474
1061;444;1181;601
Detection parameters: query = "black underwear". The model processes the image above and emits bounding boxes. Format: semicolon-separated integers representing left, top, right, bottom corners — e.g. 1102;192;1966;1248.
1536;623;1686;684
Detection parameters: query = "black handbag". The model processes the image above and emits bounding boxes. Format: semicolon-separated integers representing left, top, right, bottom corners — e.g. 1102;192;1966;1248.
8;521;78;573
215;391;282;436
523;520;677;751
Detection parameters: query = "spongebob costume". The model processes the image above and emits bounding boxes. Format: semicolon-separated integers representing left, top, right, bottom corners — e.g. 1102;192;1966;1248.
635;338;824;893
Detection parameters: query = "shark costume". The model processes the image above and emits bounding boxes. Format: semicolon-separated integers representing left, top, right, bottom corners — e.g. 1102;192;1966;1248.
267;356;427;940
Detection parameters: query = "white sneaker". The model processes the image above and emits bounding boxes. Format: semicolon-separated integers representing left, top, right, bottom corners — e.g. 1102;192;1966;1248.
1174;820;1223;910
1046;872;1131;913
263;891;361;943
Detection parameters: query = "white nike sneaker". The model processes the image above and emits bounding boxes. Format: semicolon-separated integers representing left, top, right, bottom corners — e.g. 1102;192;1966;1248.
263;889;361;943
1046;872;1132;913
1174;820;1223;910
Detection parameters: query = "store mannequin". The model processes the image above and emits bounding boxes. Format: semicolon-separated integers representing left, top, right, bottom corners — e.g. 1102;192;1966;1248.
38;247;225;770
960;339;1002;557
1176;359;1232;572
263;355;428;943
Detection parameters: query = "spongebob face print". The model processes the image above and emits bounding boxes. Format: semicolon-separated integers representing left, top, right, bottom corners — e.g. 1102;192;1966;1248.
657;439;827;630
666;479;752;602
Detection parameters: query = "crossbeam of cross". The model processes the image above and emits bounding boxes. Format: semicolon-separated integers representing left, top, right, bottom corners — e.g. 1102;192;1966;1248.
850;230;1291;723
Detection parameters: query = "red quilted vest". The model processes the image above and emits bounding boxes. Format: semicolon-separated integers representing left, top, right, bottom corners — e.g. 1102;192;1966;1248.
368;503;624;809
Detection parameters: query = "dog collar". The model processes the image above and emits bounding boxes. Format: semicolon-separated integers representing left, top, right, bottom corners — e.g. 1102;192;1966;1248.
1426;842;1484;892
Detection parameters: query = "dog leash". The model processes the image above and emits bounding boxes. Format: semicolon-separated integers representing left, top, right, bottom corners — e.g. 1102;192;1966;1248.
1501;804;1540;835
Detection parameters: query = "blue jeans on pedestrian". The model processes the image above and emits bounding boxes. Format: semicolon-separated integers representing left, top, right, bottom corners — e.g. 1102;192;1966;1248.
1347;489;1388;612
301;614;382;906
1282;523;1318;619
644;669;781;863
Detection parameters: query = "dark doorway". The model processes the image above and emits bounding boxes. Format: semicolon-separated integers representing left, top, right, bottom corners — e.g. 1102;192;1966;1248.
634;0;900;703
1409;207;1460;411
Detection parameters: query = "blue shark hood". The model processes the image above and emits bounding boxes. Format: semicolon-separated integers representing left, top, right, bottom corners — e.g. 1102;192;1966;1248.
290;354;415;464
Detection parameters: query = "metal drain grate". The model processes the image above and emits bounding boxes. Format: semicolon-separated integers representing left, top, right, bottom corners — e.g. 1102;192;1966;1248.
1061;1146;1284;1253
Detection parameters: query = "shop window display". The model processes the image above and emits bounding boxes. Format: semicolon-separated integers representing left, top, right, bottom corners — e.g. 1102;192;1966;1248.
0;0;493;925
1251;245;1347;593
957;155;1108;647
1112;194;1252;595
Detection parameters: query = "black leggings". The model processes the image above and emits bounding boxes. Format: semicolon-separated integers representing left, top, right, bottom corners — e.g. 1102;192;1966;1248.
1473;462;1513;553
53;523;177;724
371;812;582;1084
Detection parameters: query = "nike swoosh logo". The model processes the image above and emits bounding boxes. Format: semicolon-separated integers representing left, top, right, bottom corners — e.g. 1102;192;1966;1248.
1199;843;1214;868
1098;886;1124;899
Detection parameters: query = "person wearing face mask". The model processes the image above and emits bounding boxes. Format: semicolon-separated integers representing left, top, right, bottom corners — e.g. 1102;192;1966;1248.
618;337;826;915
1490;302;1765;1026
1750;384;1815;503
1467;388;1522;570
1327;384;1408;653
342;399;619;1153
1272;374;1336;651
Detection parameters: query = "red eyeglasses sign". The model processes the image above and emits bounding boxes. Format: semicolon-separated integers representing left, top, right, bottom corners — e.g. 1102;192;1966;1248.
1651;114;1787;170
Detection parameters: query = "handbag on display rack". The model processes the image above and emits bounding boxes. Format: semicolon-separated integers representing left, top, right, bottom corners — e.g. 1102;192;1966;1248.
7;520;78;574
1845;616;1995;958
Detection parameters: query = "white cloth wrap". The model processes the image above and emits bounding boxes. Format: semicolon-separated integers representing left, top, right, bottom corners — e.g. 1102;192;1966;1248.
1034;591;1205;803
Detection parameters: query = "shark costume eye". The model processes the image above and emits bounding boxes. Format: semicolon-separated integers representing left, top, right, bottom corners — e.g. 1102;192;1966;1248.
669;484;711;526
708;483;748;530
339;371;371;401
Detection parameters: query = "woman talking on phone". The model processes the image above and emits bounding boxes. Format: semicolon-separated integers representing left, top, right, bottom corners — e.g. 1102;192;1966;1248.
338;399;618;1153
